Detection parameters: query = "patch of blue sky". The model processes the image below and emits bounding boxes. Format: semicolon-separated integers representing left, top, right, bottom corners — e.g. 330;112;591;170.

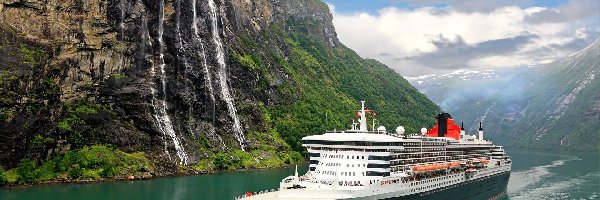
326;0;570;14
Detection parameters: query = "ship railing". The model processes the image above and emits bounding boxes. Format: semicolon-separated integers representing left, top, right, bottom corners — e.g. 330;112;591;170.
234;188;280;199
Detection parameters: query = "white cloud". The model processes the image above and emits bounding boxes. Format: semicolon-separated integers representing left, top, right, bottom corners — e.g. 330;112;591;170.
329;1;600;76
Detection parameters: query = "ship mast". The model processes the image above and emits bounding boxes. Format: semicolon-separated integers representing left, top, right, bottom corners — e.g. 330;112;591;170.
360;101;367;131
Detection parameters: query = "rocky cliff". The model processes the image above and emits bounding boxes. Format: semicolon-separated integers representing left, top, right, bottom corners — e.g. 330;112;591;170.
0;0;439;177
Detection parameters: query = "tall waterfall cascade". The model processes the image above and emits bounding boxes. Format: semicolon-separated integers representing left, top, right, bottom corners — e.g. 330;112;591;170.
207;0;246;150
150;0;189;165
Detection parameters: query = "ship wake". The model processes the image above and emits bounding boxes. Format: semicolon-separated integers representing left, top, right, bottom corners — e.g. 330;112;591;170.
507;155;580;195
510;172;599;200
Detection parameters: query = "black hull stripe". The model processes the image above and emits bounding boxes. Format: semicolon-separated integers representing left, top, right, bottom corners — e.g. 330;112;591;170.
382;172;510;200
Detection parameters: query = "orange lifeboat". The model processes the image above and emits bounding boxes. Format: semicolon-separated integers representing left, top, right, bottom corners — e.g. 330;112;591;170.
412;163;454;172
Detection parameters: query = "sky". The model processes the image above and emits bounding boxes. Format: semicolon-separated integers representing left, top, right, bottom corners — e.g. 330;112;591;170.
326;0;600;76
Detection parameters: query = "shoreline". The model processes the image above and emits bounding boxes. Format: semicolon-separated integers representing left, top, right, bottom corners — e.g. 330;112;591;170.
1;161;306;190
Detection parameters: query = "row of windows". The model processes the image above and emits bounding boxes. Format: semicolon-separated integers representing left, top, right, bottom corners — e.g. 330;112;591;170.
368;155;391;161
319;154;366;160
303;140;403;146
366;171;390;176
340;172;357;176
392;152;445;160
367;163;390;168
316;170;336;175
314;161;368;168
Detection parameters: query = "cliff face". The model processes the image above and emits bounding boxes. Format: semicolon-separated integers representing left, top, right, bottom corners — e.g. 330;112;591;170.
0;0;439;173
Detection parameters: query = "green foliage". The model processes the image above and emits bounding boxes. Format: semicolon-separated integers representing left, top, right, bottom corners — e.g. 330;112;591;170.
55;101;117;147
212;153;230;171
0;166;7;185
68;164;83;178
41;79;60;97
9;145;151;184
194;149;304;171
17;159;38;183
236;54;262;71
72;104;98;115
18;43;46;69
111;73;127;80
57;117;82;132
32;134;55;146
4;169;18;183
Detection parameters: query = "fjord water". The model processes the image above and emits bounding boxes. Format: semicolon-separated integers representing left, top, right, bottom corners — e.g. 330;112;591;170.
1;150;597;200
506;150;599;199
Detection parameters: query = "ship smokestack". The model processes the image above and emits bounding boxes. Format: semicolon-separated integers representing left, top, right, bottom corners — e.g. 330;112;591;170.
478;122;484;141
460;122;465;139
437;113;451;137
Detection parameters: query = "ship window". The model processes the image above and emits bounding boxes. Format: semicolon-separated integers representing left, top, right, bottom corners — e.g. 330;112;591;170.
367;163;390;168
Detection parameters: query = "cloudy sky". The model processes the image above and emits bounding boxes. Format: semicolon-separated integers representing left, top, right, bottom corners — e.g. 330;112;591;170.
326;0;600;76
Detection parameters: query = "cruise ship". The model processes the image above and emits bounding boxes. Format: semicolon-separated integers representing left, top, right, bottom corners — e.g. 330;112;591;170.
238;101;511;200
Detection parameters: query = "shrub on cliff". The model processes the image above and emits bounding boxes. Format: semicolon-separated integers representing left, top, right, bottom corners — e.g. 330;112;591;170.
17;159;38;183
0;166;7;185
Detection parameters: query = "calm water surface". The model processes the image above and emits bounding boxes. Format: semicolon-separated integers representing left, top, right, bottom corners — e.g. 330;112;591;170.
1;150;598;200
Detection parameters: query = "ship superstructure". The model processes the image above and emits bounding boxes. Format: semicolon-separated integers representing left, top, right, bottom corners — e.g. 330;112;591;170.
239;102;511;200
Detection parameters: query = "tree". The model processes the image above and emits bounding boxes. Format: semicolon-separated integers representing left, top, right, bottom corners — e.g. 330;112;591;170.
17;159;38;183
0;166;7;185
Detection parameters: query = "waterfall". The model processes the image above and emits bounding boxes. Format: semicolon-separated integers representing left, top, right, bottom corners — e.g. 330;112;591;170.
151;0;188;165
119;0;125;40
192;0;226;149
139;15;150;69
207;0;246;150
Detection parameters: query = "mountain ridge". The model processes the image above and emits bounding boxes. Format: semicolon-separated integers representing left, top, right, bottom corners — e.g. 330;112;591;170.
409;39;600;151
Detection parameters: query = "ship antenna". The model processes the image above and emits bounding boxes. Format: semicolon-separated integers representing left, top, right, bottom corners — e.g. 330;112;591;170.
461;122;464;130
372;118;375;132
478;122;484;141
294;165;298;177
359;101;367;131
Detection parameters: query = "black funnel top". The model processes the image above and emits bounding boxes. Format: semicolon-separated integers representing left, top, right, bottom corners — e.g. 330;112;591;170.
438;113;452;137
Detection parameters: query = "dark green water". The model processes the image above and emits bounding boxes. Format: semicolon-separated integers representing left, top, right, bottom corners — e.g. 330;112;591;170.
1;150;598;200
506;150;599;200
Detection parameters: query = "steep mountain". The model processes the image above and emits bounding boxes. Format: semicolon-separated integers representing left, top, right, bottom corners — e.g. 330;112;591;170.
409;40;600;151
0;0;439;182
